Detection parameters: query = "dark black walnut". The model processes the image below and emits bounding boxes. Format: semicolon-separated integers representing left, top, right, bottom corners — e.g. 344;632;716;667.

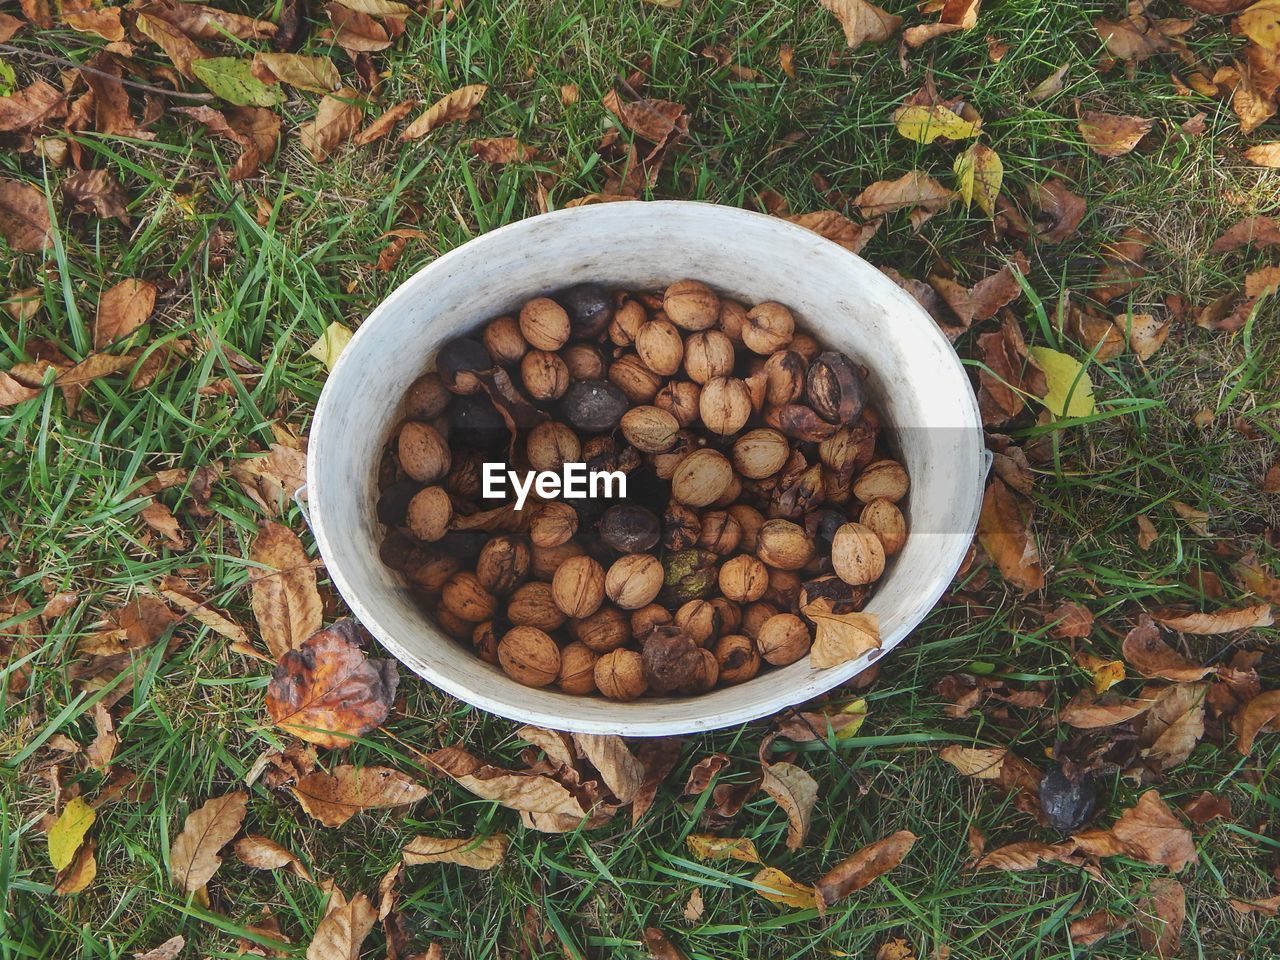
806;351;867;425
641;626;703;693
561;380;629;433
437;337;492;393
557;283;614;340
1039;769;1096;833
599;505;661;553
450;394;509;449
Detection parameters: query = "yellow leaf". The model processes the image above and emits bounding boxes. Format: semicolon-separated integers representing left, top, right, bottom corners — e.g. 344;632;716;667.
306;322;354;371
893;104;982;144
1239;0;1280;53
1028;346;1096;418
1075;652;1126;693
48;797;95;871
687;834;762;863
751;866;817;908
953;143;1003;216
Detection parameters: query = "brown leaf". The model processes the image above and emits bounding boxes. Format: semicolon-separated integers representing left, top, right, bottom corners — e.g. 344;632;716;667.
325;2;389;51
977;478;1044;592
0;179;52;253
976;840;1075;871
139;500;187;550
1028;64;1069;101
0;12;25;40
234;834;311;879
938;745;1010;778
85;702;118;773
1234;689;1280;755
54;838;97;895
815;831;916;909
572;734;644;803
265;620;397;749
399;84;486;141
169;790;248;892
402;834;507;870
752;866;816;908
1135;878;1184;959
760;760;818;849
683;753;729;795
158;577;249;648
903;0;980;47
1153;603;1273;634
930;253;1028;331
132;935;187;960
253;52;340;93
354;98;419;145
1122;615;1210;681
803;595;881;668
94;279;156;350
1032;178;1086;243
471;137;535;163
1068;910;1127;946
135;9;208;78
602;93;686;144
249;521;322;660
174;105;281;180
291;765;429;827
630;737;683;824
230;443;307;515
643;928;689;960
308;887;377;960
854;170;954;217
64;6;125;41
818;0;902;48
1047;601;1093;639
299;89;364;162
784;210;880;254
1078;111;1154;157
0;371;41;407
1117;311;1170;361
1106;790;1198;871
1060;691;1153;728
1210;215;1280;254
1095;15;1189;64
974;316;1046;426
140;0;275;40
1245;265;1280;298
451;765;591;819
686;834;762;863
0;79;65;133
1181;791;1230;825
1139;682;1207;770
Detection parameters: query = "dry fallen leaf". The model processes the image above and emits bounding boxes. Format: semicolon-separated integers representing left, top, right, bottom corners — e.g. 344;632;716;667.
354;98;419;145
1069;910;1128;946
1139;682;1207;770
1243;141;1280;167
169;790;248;893
402;834;507;870
854;170;954;217
326;2;390;52
1059;692;1153;728
299;88;364;162
903;0;980;47
0;79;65;133
250;521;323;660
760;758;818;849
1078;111;1154;157
471;137;536;163
643;928;689;960
140;500;187;550
308;885;377;960
1135;877;1184;959
953;143;1003;216
159;575;252;647
751;866;817;909
400;84;487;141
974;316;1047;425
818;0;902;48
1121;615;1211;681
1082;790;1198;871
254;52;341;93
132;935;187;960
976;840;1075;871
815;830;916;909
1028;64;1069;101
265;620;397;749
977;478;1045;593
938;745;1011;778
234;834;312;879
686;834;762;863
93;279;156;351
1234;689;1280;755
0;179;53;253
572;733;644;803
783;210;880;254
893;103;982;143
1153;603;1273;634
54;838;97;895
803;595;881;668
1210;215;1280;254
292;765;429;827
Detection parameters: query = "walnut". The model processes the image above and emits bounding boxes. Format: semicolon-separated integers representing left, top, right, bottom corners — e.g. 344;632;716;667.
741;601;780;639
621;406;681;453
398;421;451;483
727;504;766;552
664;279;720;331
498;626;561;687
743;302;795;355
762;350;807;406
853;459;910;503
440;572;496;622
483;315;528;366
756;613;811;666
654;380;702;427
670;449;734;507
714;634;761;684
570;605;631;653
475;536;529;594
608;353;664;404
831;522;887;586
406;486;452;542
684;330;735;384
680;647;720;693
718;298;748;342
609;297;648;346
604;553;664;609
518;297;571;351
521;349;570;401
404;372;451;420
529;502;578;548
471;620;500;664
662;501;702;551
630;602;673;638
530;540;586;581
641;626;704;692
636;318;685;376
860;498;907;555
526;421;581;472
697;510;742;556
595;648;648;700
718;555;769;603
732;428;790;480
562;343;607;380
755;519;814;571
698;376;752;435
674;599;721;646
558;642;599;695
551;555;606;619
506;581;567;630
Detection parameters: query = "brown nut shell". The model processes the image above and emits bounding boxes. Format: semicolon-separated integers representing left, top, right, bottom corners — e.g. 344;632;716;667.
831;522;887;585
670;448;734;507
664;279;720;331
743;301;795;354
732;428;790;480
756;613;811;666
407;486;453;542
853;459;909;503
551;555;606;619
558;642;600;694
498;626;561;687
755;518;814;571
399;421;451;483
595;648;648;700
859;498;907;555
719;555;769;603
507;581;567;630
605;553;665;609
621;406;681;453
714;634;761;684
518;297;571;351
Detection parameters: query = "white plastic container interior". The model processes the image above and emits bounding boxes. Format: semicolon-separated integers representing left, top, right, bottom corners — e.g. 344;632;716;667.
308;200;986;736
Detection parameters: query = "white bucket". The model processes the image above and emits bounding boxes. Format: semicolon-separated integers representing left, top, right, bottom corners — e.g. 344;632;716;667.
308;200;987;736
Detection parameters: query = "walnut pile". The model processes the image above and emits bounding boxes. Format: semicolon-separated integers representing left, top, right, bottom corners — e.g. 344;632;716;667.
376;279;909;699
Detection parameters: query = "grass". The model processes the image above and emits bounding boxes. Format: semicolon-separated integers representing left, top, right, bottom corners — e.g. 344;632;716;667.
3;0;1280;957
